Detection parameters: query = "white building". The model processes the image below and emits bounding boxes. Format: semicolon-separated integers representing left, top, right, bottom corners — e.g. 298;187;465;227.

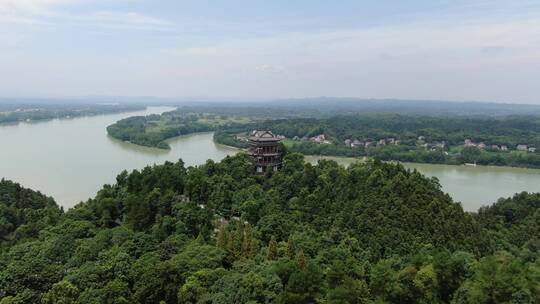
517;144;528;151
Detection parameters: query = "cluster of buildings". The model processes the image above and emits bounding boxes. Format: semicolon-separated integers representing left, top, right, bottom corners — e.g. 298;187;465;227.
292;134;332;144
311;134;332;144
464;139;490;150
464;139;536;153
416;136;447;151
338;135;538;154
344;138;400;148
517;145;537;153
342;136;445;151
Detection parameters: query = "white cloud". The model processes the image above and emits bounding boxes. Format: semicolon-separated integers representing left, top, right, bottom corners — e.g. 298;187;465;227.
0;0;173;29
1;1;540;102
156;15;540;101
164;16;540;64
0;1;172;29
90;11;172;27
0;0;77;25
0;0;75;15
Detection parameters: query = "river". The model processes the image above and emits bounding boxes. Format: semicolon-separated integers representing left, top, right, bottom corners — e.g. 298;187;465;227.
0;107;237;208
1;107;539;211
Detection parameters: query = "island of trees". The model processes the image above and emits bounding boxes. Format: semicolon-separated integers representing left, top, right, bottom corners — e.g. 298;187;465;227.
106;111;248;149
0;103;145;125
1;154;539;303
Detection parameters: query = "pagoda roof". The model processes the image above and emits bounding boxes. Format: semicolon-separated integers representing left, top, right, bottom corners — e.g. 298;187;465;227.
249;130;280;142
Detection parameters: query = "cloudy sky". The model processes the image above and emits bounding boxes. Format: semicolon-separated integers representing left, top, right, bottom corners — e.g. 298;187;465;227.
1;0;539;103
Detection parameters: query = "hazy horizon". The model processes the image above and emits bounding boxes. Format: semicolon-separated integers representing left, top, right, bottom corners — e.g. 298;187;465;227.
1;1;540;104
5;96;540;110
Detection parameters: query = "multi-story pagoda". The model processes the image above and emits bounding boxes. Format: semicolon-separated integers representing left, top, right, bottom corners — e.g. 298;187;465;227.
248;130;282;174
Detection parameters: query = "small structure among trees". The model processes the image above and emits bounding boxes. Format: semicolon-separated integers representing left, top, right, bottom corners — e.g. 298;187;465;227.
248;130;282;174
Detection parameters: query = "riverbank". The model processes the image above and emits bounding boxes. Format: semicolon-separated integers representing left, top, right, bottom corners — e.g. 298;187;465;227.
106;110;249;150
106;110;540;169
212;113;540;169
219;139;540;173
0;104;146;125
214;132;540;170
109;123;540;171
302;154;540;172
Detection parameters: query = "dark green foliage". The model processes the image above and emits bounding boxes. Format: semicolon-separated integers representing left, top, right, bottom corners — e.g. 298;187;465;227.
1;153;539;303
0;179;62;245
475;192;540;254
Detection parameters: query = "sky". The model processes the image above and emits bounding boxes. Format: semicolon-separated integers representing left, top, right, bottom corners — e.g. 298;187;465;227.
1;0;540;103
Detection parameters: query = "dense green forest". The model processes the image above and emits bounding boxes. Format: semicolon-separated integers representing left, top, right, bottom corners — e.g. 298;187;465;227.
107;111;249;149
215;114;540;168
0;104;145;124
1;154;539;303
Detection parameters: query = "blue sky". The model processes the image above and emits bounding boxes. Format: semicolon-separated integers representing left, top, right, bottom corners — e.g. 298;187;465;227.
1;0;540;103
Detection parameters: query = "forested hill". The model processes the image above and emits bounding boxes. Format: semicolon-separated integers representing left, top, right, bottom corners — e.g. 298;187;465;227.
1;154;539;303
0;179;62;245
